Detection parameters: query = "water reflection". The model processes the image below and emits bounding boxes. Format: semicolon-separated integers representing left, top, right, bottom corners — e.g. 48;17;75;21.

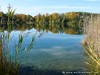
0;24;82;35
0;25;86;75
0;29;35;75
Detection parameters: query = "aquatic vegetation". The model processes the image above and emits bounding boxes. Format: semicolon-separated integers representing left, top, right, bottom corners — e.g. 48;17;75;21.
84;45;100;75
0;5;35;75
84;15;100;75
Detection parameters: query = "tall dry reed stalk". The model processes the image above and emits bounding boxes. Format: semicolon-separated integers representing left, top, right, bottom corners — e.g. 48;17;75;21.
83;15;100;75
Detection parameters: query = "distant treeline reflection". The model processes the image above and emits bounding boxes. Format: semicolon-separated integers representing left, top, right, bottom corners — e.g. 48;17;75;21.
0;24;82;34
0;11;99;34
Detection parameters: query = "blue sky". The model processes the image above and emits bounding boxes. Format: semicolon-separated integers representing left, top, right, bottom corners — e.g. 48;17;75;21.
0;0;100;16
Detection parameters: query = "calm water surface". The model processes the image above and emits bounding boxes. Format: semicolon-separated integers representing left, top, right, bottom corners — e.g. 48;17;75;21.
8;28;85;72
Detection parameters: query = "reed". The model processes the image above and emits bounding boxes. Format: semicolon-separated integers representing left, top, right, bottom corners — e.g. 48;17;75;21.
84;15;100;75
0;5;35;75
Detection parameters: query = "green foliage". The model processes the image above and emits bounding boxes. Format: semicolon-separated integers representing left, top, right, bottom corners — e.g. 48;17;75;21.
0;12;4;18
84;45;100;75
0;5;35;75
7;4;16;32
1;11;98;34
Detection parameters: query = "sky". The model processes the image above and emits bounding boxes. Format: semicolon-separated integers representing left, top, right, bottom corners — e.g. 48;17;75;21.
0;0;100;16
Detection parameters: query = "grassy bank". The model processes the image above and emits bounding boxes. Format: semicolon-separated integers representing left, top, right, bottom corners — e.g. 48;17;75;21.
84;15;100;75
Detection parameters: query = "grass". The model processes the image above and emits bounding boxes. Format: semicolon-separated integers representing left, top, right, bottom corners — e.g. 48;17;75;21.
0;4;35;75
83;15;100;75
84;45;100;75
0;31;35;75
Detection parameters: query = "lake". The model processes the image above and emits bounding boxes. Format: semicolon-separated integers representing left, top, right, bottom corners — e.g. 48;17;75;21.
2;28;86;75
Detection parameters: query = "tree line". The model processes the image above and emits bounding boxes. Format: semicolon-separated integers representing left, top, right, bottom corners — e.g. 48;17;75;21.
0;11;99;34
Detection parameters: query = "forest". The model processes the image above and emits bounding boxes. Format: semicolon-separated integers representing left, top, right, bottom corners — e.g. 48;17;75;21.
0;11;99;34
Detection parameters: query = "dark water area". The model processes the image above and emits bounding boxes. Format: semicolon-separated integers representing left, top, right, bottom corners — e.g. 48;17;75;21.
0;27;87;75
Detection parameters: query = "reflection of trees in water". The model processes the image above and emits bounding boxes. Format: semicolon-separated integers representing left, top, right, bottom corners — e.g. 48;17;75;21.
0;37;2;62
34;23;82;34
0;24;82;34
